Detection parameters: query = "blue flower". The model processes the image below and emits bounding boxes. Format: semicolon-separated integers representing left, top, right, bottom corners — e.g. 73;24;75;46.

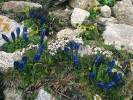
40;29;46;43
64;45;70;54
72;53;79;65
33;53;41;62
119;81;126;86
16;27;20;38
18;61;25;71
107;69;112;75
22;55;27;63
40;16;46;24
74;43;80;51
69;40;75;49
96;82;104;87
14;61;19;68
112;74;123;83
93;55;101;66
2;34;9;42
100;58;105;64
108;59;115;69
89;71;95;80
33;13;38;20
29;10;34;17
23;32;28;44
37;43;44;54
23;26;27;33
11;31;15;42
104;81;115;90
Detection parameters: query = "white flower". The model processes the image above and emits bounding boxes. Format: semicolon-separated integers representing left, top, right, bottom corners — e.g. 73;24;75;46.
94;94;102;100
112;68;117;73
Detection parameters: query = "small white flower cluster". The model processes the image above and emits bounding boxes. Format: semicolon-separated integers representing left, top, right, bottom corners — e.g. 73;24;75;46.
111;68;124;76
48;37;84;56
91;47;113;57
94;94;102;100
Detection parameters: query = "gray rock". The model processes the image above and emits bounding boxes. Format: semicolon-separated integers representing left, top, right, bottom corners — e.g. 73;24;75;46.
102;23;133;53
69;0;89;9
113;1;133;25
0;15;23;46
69;0;99;9
2;1;42;12
35;87;55;100
123;0;133;4
4;88;22;100
0;51;23;72
71;8;90;27
100;5;111;18
57;28;75;39
97;17;117;24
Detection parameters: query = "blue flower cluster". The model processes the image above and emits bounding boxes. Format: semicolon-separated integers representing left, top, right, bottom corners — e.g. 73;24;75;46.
64;40;80;66
14;55;27;71
29;10;46;25
89;55;125;90
2;26;29;44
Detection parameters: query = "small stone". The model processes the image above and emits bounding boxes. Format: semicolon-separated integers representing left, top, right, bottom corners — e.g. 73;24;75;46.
100;5;111;18
35;87;55;100
2;1;42;12
57;29;75;39
71;8;90;27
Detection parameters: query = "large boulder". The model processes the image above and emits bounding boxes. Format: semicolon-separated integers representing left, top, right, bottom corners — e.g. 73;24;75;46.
112;1;133;25
2;1;42;12
71;8;90;27
102;23;133;53
0;51;23;72
0;15;23;46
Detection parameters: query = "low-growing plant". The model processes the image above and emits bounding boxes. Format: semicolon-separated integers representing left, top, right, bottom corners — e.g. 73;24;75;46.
98;0;116;7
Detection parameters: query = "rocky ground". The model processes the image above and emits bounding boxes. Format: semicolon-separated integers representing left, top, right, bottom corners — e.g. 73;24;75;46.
0;0;133;100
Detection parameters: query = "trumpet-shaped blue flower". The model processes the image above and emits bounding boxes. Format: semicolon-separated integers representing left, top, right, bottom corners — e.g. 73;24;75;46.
119;81;126;86
23;32;28;44
23;26;27;32
33;13;38;20
29;10;34;17
96;82;104;87
64;45;70;54
40;16;46;24
104;81;115;90
107;69;112;75
2;34;9;42
14;61;19;68
37;43;44;54
72;53;79;65
22;55;27;63
33;53;41;62
69;40;75;49
11;31;15;42
93;55;100;66
100;58;105;64
18;61;25;71
108;59;115;69
74;43;80;51
40;29;46;43
16;27;20;38
112;74;123;83
89;71;95;80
